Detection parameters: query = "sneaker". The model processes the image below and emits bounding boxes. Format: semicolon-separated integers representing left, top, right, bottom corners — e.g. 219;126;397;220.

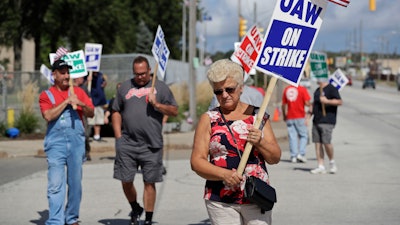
329;162;338;174
130;206;144;225
291;157;297;163
310;166;326;174
297;155;307;163
144;221;152;225
93;137;102;142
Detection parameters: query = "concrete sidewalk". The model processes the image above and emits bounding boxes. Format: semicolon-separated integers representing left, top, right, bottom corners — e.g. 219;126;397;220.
0;120;288;159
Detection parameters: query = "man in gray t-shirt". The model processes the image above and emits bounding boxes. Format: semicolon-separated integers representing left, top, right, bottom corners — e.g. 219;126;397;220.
111;56;178;225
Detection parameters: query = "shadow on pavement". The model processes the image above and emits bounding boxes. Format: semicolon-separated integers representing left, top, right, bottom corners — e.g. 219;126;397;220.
188;218;211;225
29;210;47;225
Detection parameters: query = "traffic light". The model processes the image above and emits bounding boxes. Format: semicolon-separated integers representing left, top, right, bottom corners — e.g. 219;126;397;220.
239;16;247;39
369;0;376;11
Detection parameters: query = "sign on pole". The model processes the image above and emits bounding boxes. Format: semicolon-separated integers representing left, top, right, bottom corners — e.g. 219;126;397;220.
85;43;103;72
49;50;87;78
151;25;170;79
231;24;263;81
254;0;328;86
309;51;328;80
329;68;348;90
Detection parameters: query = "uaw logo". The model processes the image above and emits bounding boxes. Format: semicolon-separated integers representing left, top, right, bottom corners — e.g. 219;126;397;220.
125;87;158;99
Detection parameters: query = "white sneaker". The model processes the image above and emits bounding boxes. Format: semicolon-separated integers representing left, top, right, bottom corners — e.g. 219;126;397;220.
297;155;307;163
291;157;297;163
310;166;326;174
329;162;338;174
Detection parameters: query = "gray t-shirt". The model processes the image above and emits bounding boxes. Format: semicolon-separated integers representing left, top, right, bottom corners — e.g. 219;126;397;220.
112;79;177;148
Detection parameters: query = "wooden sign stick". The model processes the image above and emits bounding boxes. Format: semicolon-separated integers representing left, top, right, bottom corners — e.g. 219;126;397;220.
320;86;326;116
87;70;93;94
69;78;77;110
237;76;278;175
151;63;159;94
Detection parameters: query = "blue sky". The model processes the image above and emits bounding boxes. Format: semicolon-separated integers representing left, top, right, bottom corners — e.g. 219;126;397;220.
198;0;400;54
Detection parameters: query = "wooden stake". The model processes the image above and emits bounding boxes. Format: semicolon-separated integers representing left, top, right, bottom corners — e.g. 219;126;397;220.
151;64;159;94
87;71;93;94
320;86;326;116
237;76;278;175
69;78;77;110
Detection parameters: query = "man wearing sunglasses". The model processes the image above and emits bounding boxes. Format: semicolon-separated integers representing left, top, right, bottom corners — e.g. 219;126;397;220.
111;55;178;225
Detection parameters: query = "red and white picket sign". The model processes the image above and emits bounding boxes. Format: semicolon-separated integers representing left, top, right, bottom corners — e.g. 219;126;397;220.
231;25;263;75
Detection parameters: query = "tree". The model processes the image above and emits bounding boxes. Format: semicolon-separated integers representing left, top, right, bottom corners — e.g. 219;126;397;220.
136;20;154;55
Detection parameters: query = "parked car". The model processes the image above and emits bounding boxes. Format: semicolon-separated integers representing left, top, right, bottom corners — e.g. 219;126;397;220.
346;74;352;86
362;76;376;89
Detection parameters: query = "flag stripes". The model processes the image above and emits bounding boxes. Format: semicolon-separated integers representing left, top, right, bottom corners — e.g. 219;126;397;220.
328;0;350;7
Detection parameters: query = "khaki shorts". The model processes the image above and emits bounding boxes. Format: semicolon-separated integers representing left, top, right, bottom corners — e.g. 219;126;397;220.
205;200;272;225
87;106;105;125
312;123;335;144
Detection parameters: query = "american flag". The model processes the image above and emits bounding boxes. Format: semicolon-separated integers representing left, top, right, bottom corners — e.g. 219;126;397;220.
328;0;350;7
54;47;69;61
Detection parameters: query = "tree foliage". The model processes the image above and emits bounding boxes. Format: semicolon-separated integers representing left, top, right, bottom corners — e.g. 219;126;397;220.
0;0;190;69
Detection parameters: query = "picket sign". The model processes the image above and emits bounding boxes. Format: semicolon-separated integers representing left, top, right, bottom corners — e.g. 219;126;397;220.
309;51;329;116
50;49;87;110
237;0;330;175
85;43;103;93
40;64;53;85
151;25;170;92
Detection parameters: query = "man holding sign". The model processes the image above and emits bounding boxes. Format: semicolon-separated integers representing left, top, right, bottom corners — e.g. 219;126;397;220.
310;78;342;174
111;56;178;225
38;59;94;225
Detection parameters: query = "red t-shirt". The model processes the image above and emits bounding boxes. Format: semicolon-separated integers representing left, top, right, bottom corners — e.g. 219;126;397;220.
39;86;94;121
282;85;310;119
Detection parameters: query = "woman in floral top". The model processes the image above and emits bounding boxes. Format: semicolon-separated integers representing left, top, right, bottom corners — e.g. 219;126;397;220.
191;59;281;225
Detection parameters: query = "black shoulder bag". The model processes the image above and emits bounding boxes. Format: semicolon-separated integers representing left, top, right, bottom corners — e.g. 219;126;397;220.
219;108;277;213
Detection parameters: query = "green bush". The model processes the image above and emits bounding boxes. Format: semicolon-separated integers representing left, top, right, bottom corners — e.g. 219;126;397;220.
0;121;6;137
15;111;40;134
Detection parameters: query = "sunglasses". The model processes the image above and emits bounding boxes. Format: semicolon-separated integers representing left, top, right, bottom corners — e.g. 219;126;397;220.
213;85;238;96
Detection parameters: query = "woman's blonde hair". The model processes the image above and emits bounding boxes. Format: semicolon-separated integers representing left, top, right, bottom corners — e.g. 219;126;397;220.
207;59;244;87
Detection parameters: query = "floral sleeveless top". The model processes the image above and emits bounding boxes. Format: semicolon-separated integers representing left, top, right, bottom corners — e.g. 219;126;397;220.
204;107;270;204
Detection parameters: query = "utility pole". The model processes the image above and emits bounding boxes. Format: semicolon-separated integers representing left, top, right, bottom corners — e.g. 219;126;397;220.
238;0;241;41
182;1;187;62
188;0;197;128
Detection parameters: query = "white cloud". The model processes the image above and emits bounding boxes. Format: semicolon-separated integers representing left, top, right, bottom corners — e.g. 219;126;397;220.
198;0;400;54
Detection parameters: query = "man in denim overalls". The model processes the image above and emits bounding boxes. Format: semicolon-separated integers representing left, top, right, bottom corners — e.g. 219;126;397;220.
39;59;94;225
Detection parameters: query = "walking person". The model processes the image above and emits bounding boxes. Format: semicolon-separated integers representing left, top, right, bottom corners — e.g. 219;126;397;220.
310;79;342;174
87;71;107;141
191;59;281;225
281;84;311;163
111;56;178;225
39;59;94;225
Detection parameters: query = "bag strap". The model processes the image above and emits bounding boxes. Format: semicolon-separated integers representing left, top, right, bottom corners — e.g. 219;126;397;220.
218;107;242;159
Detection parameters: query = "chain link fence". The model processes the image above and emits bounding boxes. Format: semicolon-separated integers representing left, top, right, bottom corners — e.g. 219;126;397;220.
0;53;210;133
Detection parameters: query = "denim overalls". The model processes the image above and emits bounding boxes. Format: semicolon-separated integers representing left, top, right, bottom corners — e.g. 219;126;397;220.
44;90;85;225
